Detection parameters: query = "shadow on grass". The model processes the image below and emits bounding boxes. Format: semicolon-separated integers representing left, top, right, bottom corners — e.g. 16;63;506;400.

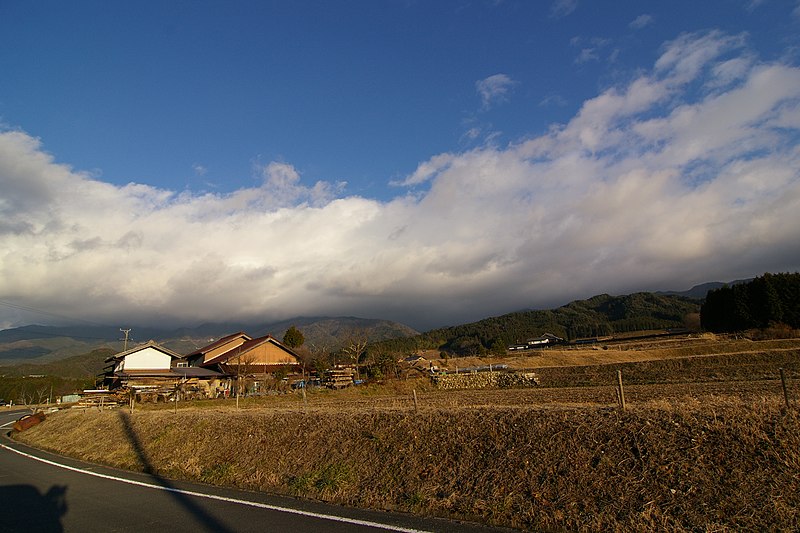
118;410;234;533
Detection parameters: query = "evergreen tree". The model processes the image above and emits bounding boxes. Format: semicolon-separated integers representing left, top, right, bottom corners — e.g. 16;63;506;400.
701;272;800;332
282;326;305;349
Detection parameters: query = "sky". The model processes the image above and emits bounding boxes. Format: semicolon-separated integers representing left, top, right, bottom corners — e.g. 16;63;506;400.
1;1;800;332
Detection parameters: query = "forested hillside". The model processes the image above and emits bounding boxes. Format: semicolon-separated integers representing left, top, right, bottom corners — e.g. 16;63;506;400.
369;292;700;357
701;272;800;332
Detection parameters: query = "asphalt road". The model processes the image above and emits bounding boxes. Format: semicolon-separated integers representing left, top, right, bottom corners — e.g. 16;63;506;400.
0;408;508;533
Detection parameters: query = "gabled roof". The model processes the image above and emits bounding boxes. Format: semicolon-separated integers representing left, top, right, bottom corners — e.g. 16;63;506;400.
526;333;565;343
186;332;252;358
173;367;223;378
203;334;299;366
105;340;184;363
115;367;222;378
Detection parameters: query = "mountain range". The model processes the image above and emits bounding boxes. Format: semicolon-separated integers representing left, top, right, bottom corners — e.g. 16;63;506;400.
0;317;418;369
0;279;739;373
656;278;753;299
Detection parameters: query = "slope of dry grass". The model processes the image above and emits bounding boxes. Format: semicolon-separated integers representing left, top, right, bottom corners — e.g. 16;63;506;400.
443;337;800;371
13;338;800;531
16;396;799;531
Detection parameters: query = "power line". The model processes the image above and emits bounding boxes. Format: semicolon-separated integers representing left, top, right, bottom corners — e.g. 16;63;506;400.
0;327;117;342
0;298;109;328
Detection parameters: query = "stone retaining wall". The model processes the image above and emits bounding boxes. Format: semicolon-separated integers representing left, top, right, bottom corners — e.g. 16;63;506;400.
433;371;539;390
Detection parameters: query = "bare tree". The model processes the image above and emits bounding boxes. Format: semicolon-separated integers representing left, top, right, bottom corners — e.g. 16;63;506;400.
293;345;313;381
19;385;50;414
341;328;369;380
223;349;260;408
364;346;400;380
308;341;331;376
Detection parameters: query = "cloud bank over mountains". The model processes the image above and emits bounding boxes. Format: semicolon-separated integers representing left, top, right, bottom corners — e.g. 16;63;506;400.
1;31;799;330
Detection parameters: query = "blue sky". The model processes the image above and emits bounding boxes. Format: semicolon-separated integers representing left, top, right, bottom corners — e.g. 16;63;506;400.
1;1;800;331
3;0;795;197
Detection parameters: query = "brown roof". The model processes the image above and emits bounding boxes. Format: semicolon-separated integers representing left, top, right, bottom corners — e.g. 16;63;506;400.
115;367;222;378
114;369;180;378
186;332;252;357
203;334;299;367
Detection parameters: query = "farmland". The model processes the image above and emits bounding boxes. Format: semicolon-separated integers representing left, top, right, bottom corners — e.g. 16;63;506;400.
13;334;800;531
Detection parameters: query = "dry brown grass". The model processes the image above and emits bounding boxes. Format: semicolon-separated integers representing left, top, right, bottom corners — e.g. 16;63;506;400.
13;336;800;531
440;337;800;371
16;392;799;532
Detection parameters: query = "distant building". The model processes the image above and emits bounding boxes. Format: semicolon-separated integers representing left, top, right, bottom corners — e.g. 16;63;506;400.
507;333;565;351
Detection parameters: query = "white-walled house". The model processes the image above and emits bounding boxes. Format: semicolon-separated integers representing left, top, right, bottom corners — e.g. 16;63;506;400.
108;340;183;373
103;340;220;400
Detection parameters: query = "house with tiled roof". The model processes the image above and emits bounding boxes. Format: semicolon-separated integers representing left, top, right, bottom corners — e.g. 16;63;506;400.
192;334;300;374
102;340;221;400
185;331;252;367
185;333;301;396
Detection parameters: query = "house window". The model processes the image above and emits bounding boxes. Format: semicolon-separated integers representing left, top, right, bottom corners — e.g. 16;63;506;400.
176;362;188;368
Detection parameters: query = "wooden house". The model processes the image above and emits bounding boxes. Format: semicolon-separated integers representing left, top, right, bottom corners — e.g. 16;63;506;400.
103;340;220;401
187;333;300;396
198;334;300;373
185;332;252;368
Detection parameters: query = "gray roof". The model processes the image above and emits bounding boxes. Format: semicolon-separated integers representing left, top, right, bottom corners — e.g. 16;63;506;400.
115;367;222;379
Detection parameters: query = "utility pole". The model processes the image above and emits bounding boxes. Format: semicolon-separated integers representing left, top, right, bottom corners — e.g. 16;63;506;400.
119;328;132;351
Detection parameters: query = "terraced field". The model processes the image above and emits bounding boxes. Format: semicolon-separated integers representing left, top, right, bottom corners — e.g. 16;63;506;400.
14;334;800;531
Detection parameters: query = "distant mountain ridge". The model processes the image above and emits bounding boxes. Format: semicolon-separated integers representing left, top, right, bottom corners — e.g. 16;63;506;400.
0;317;419;367
656;278;753;299
371;291;701;356
0;278;752;369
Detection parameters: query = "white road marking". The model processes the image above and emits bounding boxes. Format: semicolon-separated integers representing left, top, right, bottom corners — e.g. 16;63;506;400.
1;444;429;533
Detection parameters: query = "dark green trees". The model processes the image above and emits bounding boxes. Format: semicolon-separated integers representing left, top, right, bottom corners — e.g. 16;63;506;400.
367;292;698;357
282;326;305;349
701;272;800;332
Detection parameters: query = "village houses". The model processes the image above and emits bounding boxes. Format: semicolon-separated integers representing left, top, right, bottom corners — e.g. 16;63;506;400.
102;332;300;401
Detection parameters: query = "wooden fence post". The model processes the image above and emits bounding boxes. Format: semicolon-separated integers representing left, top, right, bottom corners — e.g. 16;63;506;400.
413;389;419;413
617;370;626;411
780;368;791;410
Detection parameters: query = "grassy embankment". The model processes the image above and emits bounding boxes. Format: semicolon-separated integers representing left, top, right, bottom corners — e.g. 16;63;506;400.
14;338;800;531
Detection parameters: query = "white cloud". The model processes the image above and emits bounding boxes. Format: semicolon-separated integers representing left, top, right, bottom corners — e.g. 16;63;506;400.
550;0;577;19
539;93;568;107
571;37;612;65
706;55;755;89
629;14;654;29
464;127;481;140
655;30;747;85
1;30;799;330
475;73;517;109
575;48;599;64
393;153;456;187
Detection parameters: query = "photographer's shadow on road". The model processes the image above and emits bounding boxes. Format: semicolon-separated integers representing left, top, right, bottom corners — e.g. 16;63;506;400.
0;484;67;533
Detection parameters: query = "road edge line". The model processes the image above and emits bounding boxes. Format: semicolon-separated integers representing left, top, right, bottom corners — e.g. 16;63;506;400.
1;443;429;533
